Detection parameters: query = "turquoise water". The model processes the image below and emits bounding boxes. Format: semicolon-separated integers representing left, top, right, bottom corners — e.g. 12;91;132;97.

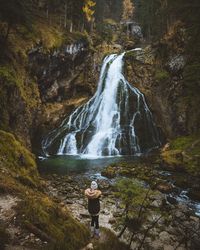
38;155;137;176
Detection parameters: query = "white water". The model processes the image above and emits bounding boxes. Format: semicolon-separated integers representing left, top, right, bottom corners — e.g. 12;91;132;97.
42;50;160;157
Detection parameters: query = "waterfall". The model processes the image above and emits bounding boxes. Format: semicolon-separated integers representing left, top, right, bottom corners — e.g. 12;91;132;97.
42;50;161;157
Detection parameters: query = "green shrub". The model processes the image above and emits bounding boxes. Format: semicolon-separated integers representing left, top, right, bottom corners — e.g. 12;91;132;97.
154;69;170;82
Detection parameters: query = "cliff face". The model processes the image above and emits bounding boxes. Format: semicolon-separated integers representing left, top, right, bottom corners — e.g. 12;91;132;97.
124;23;199;141
0;64;41;148
28;41;97;152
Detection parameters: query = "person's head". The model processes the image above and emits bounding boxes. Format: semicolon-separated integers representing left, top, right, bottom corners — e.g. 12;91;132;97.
91;181;98;190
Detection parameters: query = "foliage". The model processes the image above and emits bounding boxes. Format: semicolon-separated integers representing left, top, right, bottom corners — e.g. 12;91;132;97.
0;0;33;41
95;0;123;23
96;21;114;43
115;178;151;215
154;69;170;82
114;178;162;248
122;0;135;21
170;135;200;156
162;134;200;176
82;0;96;22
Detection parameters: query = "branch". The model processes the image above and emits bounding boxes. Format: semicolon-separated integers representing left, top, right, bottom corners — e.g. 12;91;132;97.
138;188;151;219
138;215;163;250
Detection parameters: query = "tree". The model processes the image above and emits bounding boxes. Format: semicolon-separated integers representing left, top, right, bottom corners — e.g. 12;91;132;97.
82;0;96;31
0;0;33;42
115;179;163;248
122;0;134;21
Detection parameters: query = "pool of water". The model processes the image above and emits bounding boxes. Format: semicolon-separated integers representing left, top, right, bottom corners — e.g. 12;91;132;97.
38;155;139;176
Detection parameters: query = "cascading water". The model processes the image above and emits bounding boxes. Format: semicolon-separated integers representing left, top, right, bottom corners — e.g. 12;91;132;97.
42;50;161;157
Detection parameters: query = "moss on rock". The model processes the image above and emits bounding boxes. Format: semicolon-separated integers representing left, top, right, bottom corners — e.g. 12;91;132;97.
18;194;89;250
0;130;39;188
162;135;200;176
0;130;90;249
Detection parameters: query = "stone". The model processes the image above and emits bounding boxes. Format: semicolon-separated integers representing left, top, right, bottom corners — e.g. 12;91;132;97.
108;218;116;224
151;200;162;208
190;216;199;223
98;179;111;190
166;196;178;205
159;231;172;244
156;182;173;193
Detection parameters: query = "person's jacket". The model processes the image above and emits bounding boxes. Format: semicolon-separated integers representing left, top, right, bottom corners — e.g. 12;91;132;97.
84;188;101;215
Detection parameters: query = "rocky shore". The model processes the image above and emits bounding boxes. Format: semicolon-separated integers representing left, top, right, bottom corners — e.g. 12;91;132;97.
42;167;200;250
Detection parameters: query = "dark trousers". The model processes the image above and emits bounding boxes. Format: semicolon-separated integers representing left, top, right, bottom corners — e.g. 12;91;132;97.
91;215;99;229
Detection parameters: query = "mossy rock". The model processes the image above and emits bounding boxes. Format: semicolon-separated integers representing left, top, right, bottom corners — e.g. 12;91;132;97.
162;135;200;176
162;150;183;166
18;194;89;250
0;130;39;189
101;166;116;179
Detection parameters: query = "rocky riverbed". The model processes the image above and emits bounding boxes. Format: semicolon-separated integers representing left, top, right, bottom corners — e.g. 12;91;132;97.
41;166;200;250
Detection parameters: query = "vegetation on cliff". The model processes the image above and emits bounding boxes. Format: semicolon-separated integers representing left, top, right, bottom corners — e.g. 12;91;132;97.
162;135;200;176
0;130;89;249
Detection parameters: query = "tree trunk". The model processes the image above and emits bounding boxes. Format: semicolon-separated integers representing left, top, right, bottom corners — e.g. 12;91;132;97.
4;24;11;42
64;3;67;28
46;6;49;19
70;22;73;33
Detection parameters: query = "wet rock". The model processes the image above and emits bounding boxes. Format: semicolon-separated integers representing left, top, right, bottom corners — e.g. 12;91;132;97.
166;196;178;205
156;182;173;193
101;167;116;179
98;179;111;190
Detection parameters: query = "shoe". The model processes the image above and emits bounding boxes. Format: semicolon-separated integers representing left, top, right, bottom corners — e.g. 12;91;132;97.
94;228;100;239
90;226;95;238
